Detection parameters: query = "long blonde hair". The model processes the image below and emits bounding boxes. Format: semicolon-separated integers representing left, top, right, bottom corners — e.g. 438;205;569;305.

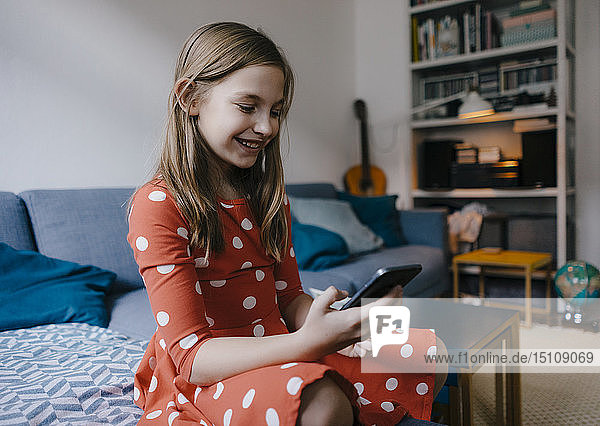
154;22;294;261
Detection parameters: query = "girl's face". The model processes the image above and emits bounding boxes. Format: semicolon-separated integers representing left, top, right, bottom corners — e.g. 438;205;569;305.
193;65;285;170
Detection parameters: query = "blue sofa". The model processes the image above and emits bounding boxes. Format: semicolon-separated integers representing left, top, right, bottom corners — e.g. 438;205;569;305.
0;183;449;424
1;183;448;340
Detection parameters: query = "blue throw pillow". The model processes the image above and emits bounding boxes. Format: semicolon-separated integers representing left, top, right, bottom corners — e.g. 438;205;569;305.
291;221;350;271
337;192;407;247
0;242;116;331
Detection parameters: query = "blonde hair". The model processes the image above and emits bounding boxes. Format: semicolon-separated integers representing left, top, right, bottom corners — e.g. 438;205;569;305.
152;22;294;261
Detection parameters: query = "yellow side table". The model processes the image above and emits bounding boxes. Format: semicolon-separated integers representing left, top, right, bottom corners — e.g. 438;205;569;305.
452;249;553;327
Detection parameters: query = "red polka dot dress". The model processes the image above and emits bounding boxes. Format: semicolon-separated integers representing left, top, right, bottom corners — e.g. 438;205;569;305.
127;180;436;425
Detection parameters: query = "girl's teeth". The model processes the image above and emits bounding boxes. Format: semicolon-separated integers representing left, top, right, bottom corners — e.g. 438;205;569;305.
238;138;260;148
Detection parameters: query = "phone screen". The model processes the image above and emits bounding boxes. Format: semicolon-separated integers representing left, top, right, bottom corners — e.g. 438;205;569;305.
340;264;422;310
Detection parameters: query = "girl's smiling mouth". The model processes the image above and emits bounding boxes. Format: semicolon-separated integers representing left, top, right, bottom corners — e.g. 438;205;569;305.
234;137;263;150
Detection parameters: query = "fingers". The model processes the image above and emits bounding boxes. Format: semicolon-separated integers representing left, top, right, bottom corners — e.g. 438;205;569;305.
313;286;347;311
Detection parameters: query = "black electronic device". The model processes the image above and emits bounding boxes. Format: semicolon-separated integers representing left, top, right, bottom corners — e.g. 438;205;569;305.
340;264;422;310
520;130;556;187
418;140;458;189
450;160;520;188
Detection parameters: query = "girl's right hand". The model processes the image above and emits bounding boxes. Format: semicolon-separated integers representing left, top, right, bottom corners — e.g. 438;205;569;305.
296;285;402;360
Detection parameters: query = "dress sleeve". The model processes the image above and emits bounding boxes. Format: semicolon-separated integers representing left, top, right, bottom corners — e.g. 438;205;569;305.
273;195;306;311
127;184;212;381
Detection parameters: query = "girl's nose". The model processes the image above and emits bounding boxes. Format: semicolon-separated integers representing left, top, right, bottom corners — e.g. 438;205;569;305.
253;113;275;137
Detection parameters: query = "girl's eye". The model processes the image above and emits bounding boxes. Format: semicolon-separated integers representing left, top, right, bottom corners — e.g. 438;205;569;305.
237;104;255;113
271;110;282;119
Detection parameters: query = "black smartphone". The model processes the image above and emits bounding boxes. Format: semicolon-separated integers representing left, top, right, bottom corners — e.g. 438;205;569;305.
339;264;422;310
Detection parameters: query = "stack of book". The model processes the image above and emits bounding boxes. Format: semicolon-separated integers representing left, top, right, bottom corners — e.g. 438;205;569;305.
513;118;557;133
478;146;502;164
455;145;478;164
501;1;556;47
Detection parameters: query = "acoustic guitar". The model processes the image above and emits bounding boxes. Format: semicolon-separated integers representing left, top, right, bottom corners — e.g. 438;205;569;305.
344;99;386;196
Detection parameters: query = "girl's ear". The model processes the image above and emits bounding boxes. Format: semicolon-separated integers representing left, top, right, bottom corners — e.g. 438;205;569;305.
174;78;200;116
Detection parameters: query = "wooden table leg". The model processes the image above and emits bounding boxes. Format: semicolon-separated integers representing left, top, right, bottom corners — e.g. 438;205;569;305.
525;265;532;327
479;266;485;300
459;373;473;426
453;259;459;299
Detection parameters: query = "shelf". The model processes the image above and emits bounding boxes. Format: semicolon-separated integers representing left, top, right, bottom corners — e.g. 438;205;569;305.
457;265;554;281
412;188;561;199
409;0;474;15
411;107;559;129
410;39;558;71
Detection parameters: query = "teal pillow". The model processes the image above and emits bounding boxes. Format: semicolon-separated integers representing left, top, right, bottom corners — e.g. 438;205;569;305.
0;242;116;331
291;221;349;271
288;196;384;255
337;192;407;247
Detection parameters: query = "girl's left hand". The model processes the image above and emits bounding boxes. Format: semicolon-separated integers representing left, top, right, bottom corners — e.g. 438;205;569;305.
337;338;372;358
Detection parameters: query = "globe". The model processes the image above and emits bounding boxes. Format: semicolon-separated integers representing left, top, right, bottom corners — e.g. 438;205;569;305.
554;261;600;306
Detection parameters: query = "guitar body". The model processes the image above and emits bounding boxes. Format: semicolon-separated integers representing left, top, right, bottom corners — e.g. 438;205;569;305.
344;99;387;197
344;165;386;196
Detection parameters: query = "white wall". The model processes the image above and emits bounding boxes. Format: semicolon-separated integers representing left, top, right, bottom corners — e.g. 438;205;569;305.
575;0;600;266
0;0;356;192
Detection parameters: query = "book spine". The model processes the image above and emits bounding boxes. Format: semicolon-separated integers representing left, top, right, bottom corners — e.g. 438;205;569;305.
412;17;419;62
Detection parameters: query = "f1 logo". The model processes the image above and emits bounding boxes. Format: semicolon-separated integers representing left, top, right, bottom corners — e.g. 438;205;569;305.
369;305;410;357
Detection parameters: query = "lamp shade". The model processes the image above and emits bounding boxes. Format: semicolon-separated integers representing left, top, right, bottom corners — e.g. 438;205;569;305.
458;90;494;119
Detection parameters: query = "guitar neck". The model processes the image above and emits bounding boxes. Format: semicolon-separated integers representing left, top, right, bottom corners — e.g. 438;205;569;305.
359;120;371;179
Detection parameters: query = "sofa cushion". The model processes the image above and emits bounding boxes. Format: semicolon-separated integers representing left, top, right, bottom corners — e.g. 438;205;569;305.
299;270;357;295
289;196;383;255
0;192;37;251
291;221;349;271
323;245;448;298
337;191;407;247
19;188;142;292
106;288;155;340
286;183;338;199
0;242;115;331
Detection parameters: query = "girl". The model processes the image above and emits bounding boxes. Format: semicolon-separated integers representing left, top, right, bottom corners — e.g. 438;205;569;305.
128;22;443;425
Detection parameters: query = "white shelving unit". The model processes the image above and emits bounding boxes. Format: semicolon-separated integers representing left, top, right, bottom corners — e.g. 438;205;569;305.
407;0;576;267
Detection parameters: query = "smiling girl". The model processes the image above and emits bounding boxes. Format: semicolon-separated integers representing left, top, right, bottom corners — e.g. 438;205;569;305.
128;22;441;425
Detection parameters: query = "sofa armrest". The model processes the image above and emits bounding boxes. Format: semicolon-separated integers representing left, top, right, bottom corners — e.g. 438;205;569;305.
397;207;449;257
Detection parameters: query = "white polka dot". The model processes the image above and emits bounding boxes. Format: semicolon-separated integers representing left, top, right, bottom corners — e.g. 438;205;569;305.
243;296;257;309
253;325;265;337
289;247;295;257
167;401;176;409
354;382;364;395
148;191;166;202
280;318;286;325
194;386;202;403
241;261;252;269
180;334;198;349
255;270;265;281
233;236;243;249
168;412;179;426
205;316;215;327
199;421;208;426
385;377;398;391
146;409;162;419
220;202;235;208
242;388;255;408
416;382;429;395
133;386;140;401
157;264;175;274
195;281;202;294
136;236;149;251
177;227;189;239
149;376;158;392
280;362;298;369
265;408;280;426
286;377;303;395
177;393;189;404
241;218;253;230
251;318;262;324
156;311;169;326
159;339;166;350
210;280;227;288
187;246;191;257
358;396;372;405
427;345;437;357
149;356;156;370
381;401;395;412
275;280;287;290
400;344;414;358
195;257;209;268
223;408;233;426
128;204;134;222
213;382;224;399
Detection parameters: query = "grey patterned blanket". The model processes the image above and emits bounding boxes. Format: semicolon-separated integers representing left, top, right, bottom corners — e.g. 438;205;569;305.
0;323;146;425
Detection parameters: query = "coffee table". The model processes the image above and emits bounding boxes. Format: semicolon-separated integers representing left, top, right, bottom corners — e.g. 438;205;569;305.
404;299;521;426
452;249;553;327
